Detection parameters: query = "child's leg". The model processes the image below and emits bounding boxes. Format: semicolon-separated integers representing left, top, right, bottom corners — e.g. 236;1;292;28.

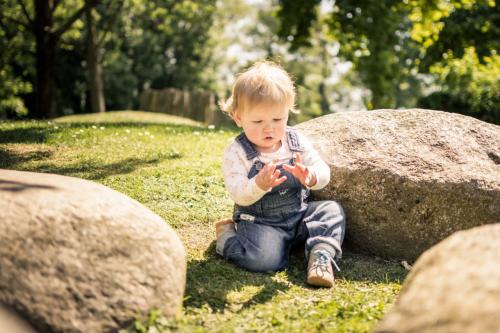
303;200;346;263
301;200;345;287
216;221;292;273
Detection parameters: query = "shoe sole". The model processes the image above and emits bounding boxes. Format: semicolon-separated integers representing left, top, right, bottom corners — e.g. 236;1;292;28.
215;219;235;238
215;219;234;227
307;276;334;288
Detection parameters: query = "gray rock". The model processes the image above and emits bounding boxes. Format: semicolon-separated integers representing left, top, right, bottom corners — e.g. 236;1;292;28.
0;169;186;333
297;109;500;260
375;223;500;333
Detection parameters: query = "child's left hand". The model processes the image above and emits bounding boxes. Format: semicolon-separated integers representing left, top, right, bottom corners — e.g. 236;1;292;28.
283;153;317;188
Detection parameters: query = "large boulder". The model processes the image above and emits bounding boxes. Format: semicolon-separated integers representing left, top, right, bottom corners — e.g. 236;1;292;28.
0;169;186;333
297;109;500;260
375;223;500;333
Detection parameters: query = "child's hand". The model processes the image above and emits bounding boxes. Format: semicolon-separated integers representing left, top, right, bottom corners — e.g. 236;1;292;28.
283;153;317;188
255;161;287;191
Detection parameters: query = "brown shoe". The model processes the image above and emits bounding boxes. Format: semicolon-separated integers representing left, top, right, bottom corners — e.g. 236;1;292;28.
215;218;235;239
307;246;335;288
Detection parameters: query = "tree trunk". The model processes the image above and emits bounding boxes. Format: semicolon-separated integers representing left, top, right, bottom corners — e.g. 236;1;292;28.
85;6;106;113
34;0;57;119
319;82;330;116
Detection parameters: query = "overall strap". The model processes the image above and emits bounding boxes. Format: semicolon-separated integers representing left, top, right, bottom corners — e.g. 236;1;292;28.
235;132;259;160
286;127;304;153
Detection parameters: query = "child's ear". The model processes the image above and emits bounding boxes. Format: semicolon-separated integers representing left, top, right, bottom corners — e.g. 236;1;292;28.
233;112;243;127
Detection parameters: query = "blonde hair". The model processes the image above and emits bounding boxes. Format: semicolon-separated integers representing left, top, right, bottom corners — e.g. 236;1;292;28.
220;60;299;118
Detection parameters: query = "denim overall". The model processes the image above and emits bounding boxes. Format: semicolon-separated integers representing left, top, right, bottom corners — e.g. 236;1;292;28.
233;129;309;227
221;128;346;272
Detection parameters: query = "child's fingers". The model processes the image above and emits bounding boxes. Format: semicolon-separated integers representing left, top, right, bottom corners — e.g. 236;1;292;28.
295;153;302;164
266;161;276;174
260;163;274;179
285;162;306;178
294;162;306;173
271;168;281;180
274;176;287;186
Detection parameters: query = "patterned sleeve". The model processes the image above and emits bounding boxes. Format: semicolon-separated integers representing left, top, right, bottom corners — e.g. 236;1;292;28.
222;142;269;206
296;131;331;190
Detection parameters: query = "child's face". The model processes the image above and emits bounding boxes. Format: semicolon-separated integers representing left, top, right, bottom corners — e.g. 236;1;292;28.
234;102;288;153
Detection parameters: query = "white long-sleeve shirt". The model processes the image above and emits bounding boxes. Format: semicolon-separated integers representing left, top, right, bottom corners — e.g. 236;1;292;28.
223;130;330;207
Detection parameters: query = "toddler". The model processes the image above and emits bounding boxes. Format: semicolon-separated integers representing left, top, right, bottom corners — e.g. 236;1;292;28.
216;61;346;287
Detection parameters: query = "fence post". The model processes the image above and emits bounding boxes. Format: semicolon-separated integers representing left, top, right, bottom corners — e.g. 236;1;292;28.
140;88;223;125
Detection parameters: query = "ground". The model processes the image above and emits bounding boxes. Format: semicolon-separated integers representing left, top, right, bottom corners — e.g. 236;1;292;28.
0;111;407;332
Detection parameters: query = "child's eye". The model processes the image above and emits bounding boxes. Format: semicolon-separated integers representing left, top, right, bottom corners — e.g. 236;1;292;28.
252;120;263;124
273;118;282;122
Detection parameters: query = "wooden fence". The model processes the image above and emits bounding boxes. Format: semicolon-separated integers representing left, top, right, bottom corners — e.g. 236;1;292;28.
139;88;232;126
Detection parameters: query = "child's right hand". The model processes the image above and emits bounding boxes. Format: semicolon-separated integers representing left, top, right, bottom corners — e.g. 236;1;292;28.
255;161;287;191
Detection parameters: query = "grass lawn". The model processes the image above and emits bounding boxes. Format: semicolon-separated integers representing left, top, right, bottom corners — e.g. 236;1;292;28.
0;111;407;332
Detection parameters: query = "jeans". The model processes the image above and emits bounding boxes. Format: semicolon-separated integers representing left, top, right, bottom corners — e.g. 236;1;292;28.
219;200;346;272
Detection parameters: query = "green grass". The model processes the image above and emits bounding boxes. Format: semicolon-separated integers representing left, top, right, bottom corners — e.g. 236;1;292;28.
0;111;406;333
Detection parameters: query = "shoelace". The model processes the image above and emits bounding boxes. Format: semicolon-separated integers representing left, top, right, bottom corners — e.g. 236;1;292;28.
313;249;341;271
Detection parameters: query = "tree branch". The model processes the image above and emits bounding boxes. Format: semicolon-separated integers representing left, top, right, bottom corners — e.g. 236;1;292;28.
53;0;98;38
4;15;30;31
97;1;124;47
0;13;14;40
16;0;33;28
51;0;62;12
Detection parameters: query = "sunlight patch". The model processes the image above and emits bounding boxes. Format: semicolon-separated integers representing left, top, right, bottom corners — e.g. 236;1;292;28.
226;285;265;306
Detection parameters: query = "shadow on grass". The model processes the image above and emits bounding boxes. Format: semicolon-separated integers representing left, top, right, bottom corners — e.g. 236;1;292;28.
184;241;305;313
184;241;408;313
31;157;165;180
0;147;54;169
0;146;181;180
10;156;172;180
336;250;408;284
0;127;49;144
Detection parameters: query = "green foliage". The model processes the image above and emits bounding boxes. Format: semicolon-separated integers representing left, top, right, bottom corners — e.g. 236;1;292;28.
332;0;424;109
101;0;217;110
278;0;421;109
210;0;365;120
0;0;35;118
3;0;496;122
102;51;138;110
412;0;499;124
0;0;217;117
0;68;31;118
55;49;88;115
276;0;499;120
418;48;500;124
276;0;321;49
60;0;217;113
412;0;499;67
